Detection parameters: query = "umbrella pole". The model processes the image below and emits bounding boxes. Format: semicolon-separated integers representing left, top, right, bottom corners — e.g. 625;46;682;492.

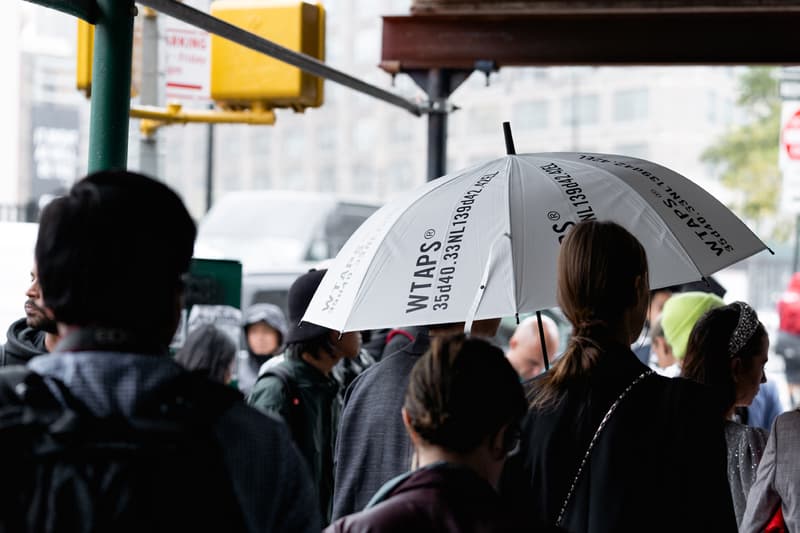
536;311;551;371
504;122;547;371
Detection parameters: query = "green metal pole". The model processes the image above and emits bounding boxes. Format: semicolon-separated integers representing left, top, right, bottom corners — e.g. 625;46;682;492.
87;0;135;173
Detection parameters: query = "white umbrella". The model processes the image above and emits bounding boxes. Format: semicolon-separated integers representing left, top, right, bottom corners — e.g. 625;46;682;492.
303;132;769;343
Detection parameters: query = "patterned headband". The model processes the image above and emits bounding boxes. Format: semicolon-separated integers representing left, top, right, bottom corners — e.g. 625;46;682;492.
728;301;759;357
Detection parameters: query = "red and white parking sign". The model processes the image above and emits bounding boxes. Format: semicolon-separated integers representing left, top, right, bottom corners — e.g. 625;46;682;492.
784;109;800;161
163;0;211;104
781;102;800;212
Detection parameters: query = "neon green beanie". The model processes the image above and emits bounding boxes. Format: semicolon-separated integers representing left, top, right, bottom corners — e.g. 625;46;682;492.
660;291;725;360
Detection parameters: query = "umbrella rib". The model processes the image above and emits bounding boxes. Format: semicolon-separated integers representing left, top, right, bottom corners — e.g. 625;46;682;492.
564;156;707;281
504;156;521;315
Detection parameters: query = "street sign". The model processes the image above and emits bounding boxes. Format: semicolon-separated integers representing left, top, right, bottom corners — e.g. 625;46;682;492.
783;108;800;161
163;0;211;104
780;102;800;212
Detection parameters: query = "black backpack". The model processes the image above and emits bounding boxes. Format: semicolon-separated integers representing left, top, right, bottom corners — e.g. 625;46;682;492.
0;367;247;533
260;364;305;446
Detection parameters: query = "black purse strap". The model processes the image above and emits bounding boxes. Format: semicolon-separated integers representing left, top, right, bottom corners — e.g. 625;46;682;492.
556;370;654;527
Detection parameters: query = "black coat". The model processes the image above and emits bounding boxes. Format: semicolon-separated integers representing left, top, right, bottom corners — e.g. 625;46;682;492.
501;345;736;533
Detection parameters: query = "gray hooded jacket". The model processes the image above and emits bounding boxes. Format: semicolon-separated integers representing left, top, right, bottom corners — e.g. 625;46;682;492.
238;303;289;395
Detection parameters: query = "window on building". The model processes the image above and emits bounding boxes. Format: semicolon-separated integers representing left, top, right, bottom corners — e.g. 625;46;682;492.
318;165;337;192
467;105;503;135
707;90;718;123
318;127;337;152
614;143;649;159
284;129;305;158
512;100;549;130
353;120;376;153
562;94;600;126
252;170;271;189
613;88;649;122
352;164;374;194
388;162;413;192
354;28;379;64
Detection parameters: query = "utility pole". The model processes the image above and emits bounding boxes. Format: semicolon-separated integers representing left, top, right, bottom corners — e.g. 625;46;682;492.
139;7;160;177
408;68;472;181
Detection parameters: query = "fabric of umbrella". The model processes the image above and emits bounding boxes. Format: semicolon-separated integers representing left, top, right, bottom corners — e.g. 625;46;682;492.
303;138;769;339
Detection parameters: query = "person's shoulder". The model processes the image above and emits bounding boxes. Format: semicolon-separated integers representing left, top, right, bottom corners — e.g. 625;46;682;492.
325;496;426;533
726;420;768;450
774;409;800;433
248;364;291;408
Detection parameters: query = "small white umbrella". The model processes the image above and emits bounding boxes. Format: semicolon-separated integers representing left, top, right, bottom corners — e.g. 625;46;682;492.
303;126;770;354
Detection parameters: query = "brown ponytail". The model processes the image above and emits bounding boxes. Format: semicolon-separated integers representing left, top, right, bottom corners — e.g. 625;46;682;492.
530;221;648;409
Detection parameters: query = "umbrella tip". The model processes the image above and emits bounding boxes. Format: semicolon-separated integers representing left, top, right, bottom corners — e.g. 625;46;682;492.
515;312;520;325
768;247;776;256
502;122;516;155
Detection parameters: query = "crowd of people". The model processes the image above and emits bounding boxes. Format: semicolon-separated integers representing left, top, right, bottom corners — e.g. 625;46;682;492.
0;169;797;532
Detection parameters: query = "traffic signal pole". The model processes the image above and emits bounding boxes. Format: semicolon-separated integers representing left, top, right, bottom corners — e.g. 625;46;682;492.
139;7;160;177
87;0;135;172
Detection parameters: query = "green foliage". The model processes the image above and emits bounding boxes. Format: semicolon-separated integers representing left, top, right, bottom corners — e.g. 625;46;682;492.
702;67;781;235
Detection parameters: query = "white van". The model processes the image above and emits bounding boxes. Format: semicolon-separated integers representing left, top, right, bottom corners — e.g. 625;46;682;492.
195;191;379;311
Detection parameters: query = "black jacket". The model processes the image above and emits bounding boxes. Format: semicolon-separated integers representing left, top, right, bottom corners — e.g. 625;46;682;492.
1;318;47;366
501;345;737;533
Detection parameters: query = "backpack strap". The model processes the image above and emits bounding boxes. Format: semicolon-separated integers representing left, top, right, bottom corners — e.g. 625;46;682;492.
385;329;415;345
261;365;305;444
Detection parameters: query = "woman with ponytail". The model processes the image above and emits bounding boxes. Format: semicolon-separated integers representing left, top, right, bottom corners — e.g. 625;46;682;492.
502;220;736;532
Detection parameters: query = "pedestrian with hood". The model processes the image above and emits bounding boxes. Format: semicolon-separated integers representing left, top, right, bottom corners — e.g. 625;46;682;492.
248;268;362;523
237;303;287;394
1;263;60;366
326;335;529;533
0;171;319;532
502;220;735;532
175;323;237;385
331;317;501;521
681;302;770;526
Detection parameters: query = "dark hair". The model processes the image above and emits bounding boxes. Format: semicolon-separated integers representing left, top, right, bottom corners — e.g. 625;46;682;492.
35;171;196;345
404;334;526;454
681;304;767;415
531;221;648;409
285;332;335;361
175;324;236;383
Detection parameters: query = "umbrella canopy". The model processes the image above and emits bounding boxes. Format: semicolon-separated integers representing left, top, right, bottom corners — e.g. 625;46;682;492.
303;152;769;333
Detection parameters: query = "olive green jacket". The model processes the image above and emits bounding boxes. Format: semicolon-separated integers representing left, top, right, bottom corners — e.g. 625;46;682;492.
248;355;340;523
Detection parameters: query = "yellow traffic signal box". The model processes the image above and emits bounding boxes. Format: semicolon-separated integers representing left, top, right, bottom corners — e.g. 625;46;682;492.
210;1;325;111
76;19;94;96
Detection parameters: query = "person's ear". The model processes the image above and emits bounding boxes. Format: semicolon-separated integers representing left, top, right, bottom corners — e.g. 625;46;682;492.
509;335;518;350
488;424;510;461
730;357;742;383
402;408;422;447
634;275;648;305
